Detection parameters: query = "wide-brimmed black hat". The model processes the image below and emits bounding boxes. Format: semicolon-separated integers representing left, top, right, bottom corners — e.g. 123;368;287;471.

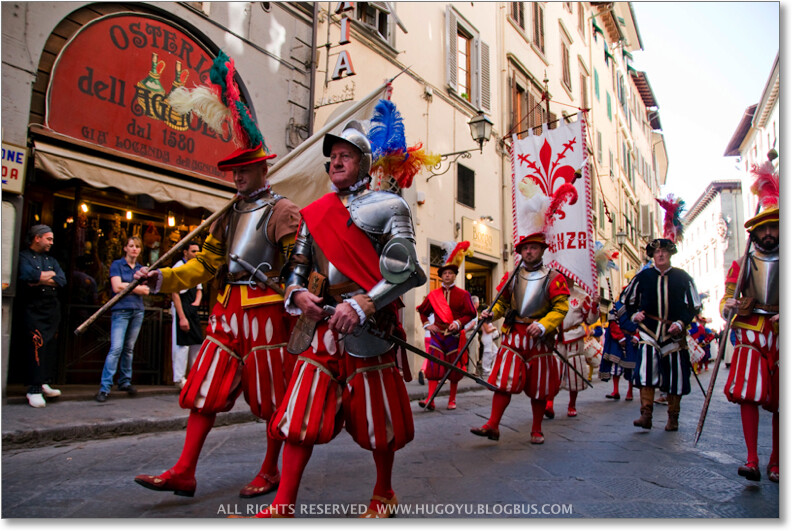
645;238;677;258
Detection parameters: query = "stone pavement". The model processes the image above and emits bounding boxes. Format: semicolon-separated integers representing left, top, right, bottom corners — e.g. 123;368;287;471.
1;363;780;518
1;377;479;449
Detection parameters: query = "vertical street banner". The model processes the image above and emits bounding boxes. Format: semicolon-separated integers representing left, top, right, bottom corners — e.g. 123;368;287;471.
510;111;596;296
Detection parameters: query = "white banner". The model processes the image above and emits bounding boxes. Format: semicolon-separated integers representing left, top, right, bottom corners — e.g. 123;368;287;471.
510;112;596;296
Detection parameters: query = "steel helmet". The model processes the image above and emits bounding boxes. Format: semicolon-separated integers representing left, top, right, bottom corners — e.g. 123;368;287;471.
323;120;372;181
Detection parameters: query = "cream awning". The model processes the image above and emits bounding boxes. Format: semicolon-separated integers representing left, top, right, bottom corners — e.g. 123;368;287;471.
33;141;233;211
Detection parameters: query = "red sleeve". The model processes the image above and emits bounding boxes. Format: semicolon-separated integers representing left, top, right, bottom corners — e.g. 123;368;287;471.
609;321;625;341
725;260;740;284
548;272;571;299
417;296;432;324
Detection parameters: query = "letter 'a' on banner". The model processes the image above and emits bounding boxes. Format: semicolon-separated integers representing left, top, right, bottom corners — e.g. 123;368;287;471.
509;111;596;296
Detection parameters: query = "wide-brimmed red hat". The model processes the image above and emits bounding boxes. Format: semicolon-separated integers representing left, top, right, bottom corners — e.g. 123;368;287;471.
515;232;548;251
217;143;276;171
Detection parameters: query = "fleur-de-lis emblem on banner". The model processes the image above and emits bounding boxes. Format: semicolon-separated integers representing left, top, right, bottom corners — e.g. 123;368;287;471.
517;138;579;224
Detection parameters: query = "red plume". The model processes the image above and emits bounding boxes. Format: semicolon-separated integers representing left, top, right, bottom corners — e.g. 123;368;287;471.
750;161;779;209
544;183;578;228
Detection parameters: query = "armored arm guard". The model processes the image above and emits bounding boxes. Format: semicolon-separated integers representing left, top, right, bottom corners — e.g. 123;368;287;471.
285;220;314;293
350;192;426;312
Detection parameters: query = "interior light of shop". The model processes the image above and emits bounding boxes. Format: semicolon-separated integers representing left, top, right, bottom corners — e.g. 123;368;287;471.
34;214;40;221
466;273;473;280
126;211;133;220
66;217;74;224
79;203;89;213
167;215;176;227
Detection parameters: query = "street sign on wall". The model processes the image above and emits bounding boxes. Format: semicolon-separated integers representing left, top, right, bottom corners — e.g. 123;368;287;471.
1;142;28;194
46;13;236;184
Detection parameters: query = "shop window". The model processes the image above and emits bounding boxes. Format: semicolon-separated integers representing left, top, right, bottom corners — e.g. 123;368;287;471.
457;163;475;208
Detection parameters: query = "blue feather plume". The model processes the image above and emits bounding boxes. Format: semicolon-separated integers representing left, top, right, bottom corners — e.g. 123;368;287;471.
368;99;407;160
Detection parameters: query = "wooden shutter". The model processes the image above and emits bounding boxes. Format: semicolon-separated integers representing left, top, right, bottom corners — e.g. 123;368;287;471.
446;6;458;91
479;40;491;112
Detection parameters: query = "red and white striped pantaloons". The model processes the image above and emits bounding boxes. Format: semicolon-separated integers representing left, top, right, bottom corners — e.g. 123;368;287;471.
269;322;414;451
724;318;779;412
487;323;561;400
179;286;295;419
559;338;589;392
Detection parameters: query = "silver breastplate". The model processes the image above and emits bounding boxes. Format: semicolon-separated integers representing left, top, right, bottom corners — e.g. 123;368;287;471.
226;195;280;277
511;267;551;318
743;250;779;311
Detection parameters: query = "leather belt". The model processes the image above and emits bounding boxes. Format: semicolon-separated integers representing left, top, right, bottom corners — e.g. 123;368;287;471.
328;280;362;300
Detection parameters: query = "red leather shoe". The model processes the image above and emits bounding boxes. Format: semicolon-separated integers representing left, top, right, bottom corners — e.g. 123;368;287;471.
134;472;196;497
737;463;761;482
567;407;577;417
544;405;555;419
625;393;634;401
360;494;398;518
447;401;457;410
767;463;779;483
530;431;545;444
239;472;280;498
470;424;500;441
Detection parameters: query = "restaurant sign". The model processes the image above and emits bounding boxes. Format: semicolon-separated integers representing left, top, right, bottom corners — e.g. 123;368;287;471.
462;217;502;259
46;13;237;184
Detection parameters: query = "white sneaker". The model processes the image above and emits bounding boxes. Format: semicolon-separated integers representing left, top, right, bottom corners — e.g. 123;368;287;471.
26;393;46;408
41;384;62;398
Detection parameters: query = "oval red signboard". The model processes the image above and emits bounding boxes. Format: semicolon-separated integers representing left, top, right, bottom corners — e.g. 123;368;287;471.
47;13;238;184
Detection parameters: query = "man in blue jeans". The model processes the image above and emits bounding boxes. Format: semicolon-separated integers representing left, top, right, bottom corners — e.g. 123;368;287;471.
96;236;149;402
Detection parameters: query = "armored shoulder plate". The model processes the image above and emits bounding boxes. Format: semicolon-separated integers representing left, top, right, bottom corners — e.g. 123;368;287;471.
744;249;779;310
348;191;411;235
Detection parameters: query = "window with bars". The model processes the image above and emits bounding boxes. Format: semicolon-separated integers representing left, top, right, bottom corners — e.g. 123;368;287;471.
511;2;525;30
532;3;545;54
457;164;475;208
446;6;490;111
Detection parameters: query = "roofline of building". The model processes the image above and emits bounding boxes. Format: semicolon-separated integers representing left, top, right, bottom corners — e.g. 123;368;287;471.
723;104;758;157
753;52;779;130
683;180;743;223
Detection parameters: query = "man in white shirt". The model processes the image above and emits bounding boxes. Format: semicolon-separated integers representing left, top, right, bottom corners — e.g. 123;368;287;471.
171;241;202;388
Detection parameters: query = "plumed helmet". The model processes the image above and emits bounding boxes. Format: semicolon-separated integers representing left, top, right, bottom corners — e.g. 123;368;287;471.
323;120;372;180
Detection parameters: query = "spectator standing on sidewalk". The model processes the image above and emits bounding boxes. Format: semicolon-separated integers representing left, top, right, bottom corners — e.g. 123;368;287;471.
17;225;66;408
95;236;148;402
170;240;203;388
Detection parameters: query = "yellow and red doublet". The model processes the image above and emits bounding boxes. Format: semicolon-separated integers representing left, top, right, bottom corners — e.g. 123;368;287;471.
720;261;779;412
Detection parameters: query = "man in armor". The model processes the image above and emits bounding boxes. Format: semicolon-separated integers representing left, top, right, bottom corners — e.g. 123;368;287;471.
417;252;477;410
470;233;569;445
620;239;701;431
720;206;778;483
257;121;426;518
547;276;601;418
133;143;300;498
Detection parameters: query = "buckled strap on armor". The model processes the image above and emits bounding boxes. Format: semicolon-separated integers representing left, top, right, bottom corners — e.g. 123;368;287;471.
754;303;779;313
345;362;396;384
